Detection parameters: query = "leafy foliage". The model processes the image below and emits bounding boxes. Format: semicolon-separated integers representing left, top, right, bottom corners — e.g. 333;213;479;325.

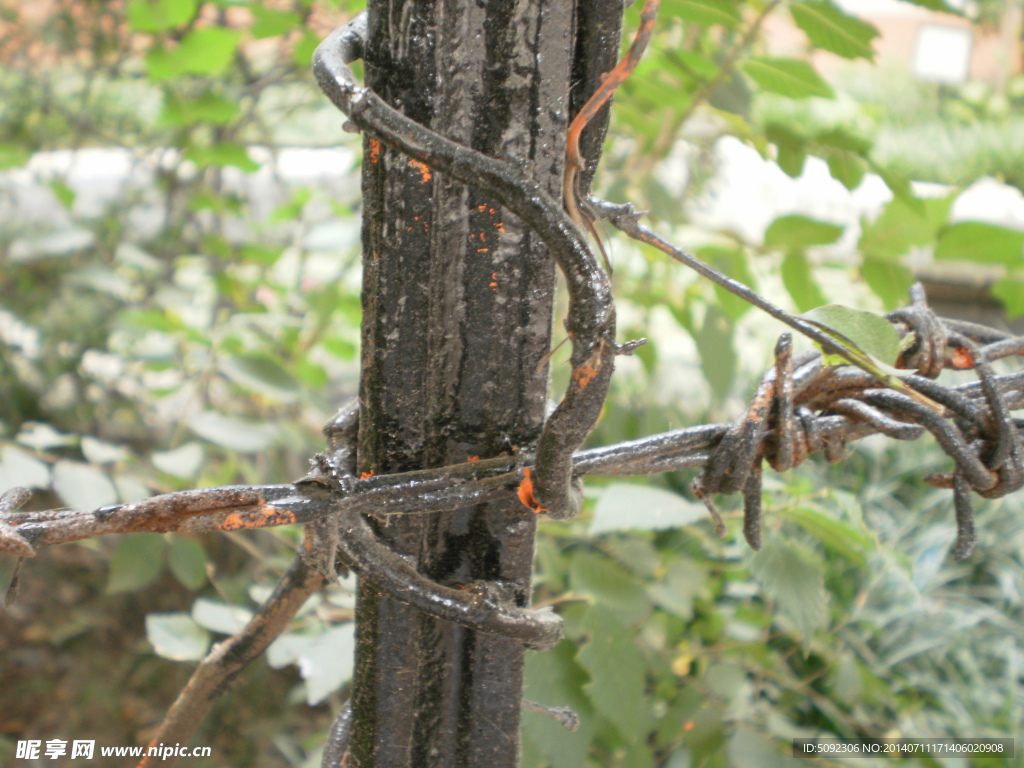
524;439;1024;768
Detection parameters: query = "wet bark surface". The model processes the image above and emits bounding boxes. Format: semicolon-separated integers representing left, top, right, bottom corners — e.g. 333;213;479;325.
351;1;602;765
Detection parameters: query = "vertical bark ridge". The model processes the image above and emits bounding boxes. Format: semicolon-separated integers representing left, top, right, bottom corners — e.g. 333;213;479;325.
350;1;612;765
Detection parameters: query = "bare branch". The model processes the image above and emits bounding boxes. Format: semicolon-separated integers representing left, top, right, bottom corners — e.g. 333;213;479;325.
136;554;325;768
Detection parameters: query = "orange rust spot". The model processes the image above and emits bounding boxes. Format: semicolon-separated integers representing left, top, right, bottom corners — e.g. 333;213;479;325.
478;204;487;212
951;347;974;369
477;248;489;253
480;232;486;242
368;138;381;164
489;208;495;215
573;361;599;390
360;471;374;480
682;721;695;732
468;455;479;462
572;342;606;391
517;468;547;514
257;507;295;526
221;512;244;531
489;271;498;289
408;159;432;183
495;222;505;233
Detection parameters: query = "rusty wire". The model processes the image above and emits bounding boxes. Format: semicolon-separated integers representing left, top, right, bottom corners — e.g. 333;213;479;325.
692;291;1023;561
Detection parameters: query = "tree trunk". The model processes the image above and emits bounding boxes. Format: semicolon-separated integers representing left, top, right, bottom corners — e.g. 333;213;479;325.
349;1;620;765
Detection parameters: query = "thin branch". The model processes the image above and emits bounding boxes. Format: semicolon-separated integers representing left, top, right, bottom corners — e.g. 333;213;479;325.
589;198;945;412
565;0;660;265
136;553;325;768
676;0;782;128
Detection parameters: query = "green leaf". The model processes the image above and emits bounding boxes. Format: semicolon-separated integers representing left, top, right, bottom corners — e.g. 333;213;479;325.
266;624;356;704
781;251;827;312
813;126;872;155
741;58;834;100
48;179;76;210
187;411;278;453
765;214;843;248
873;165;922;213
0;143;31;170
682;706;728;762
114;475;151;505
127;0;197;32
992;273;1024;319
146;28;242;80
152;442;204;478
775;505;872;567
831;653;864;706
271;188;312;222
107;534;166;594
693;305;736;401
185;143;260;172
591;484;707;534
858;194;955;260
168;537;208;590
647;559;706;621
675;50;718;80
250;6;301;38
16;423;78;451
52;460;118;509
218;352;301;402
698;246;757;320
0;447;51;491
81;437;128;465
523;641;597;768
116;308;185;333
901;0;954;10
322;337;357;360
291;31;321;66
239;243;285;265
577;606;652;743
825;150;865;191
192;598;254;634
801;304;902;367
569;550;650;627
727;728;793;768
750;539;828;646
293;358;328;389
180;27;242;75
159;90;240;127
934;221;1024;265
765;123;808;178
145;613;210;661
667;0;740;27
860;256;914;310
789;1;879;61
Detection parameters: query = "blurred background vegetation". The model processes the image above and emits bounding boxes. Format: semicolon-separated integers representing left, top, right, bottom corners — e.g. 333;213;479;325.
1;0;1023;766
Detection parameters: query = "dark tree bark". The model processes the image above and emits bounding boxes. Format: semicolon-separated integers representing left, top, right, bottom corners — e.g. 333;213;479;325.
348;1;620;765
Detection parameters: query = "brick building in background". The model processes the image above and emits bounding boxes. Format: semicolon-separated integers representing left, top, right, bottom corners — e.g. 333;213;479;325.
766;0;1022;86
